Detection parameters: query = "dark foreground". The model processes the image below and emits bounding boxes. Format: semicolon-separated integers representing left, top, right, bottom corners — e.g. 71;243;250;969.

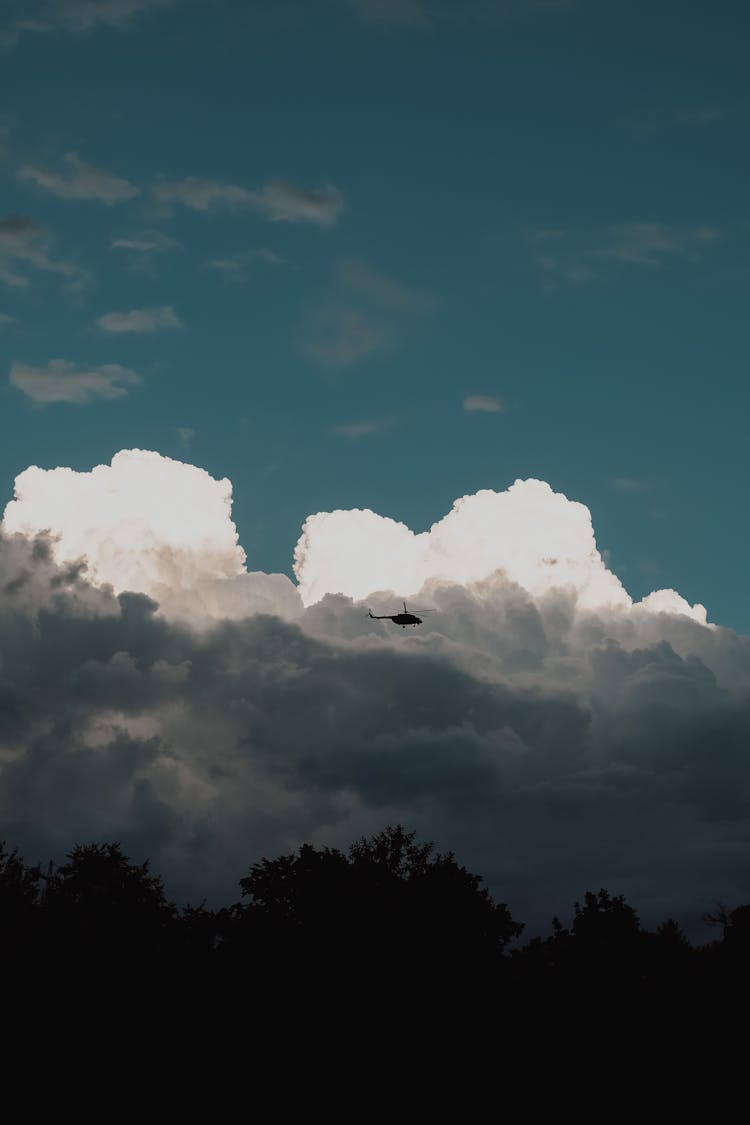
3;825;749;1024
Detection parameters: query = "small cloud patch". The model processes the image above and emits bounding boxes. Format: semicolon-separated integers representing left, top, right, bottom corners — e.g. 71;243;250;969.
10;359;140;404
18;153;140;205
95;306;182;334
463;395;503;413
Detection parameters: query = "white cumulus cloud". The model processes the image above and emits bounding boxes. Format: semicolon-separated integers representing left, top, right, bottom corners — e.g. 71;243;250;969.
294;478;706;621
2;450;247;604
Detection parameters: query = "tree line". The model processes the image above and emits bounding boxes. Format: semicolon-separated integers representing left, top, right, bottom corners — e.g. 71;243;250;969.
2;826;748;1005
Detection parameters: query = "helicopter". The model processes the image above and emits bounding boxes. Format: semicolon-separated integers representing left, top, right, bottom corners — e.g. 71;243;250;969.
368;602;432;628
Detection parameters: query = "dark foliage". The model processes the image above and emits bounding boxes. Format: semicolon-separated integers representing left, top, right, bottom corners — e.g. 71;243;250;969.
1;825;749;1014
223;826;522;999
0;840;42;956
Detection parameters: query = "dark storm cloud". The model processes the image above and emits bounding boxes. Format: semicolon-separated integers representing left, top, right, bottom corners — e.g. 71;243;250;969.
3;526;750;935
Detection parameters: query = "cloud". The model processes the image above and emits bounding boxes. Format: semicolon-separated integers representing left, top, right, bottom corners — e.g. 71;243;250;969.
1;0;174;44
602;224;723;267
205;248;286;283
294;478;668;612
0;213;85;291
109;230;181;277
0;216;42;238
177;427;195;448
95;306;182;334
303;306;392;367
463;395;503;413
339;259;429;313
44;0;174;32
110;230;181;254
205;258;244;280
154;177;255;212
2;450;245;601
331;416;397;439
154;176;343;226
612;477;653;494
680;107;723;125
9;360;140;404
258;181;343;226
18;153;140;205
302;259;428;368
0;313;15;326
5;450;750;941
530;223;724;288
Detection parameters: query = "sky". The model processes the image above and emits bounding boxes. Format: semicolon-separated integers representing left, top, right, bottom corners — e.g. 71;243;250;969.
1;0;750;936
1;0;749;628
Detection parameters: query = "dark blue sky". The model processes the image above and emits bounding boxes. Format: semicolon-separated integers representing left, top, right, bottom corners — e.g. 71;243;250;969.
2;0;749;627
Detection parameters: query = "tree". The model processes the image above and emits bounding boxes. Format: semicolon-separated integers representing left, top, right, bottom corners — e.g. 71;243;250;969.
571;888;641;948
42;842;177;966
227;826;522;992
0;842;42;956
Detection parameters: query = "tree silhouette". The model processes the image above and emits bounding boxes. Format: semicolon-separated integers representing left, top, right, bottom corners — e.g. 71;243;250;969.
225;826;522;995
42;842;177;968
4;827;749;1005
0;842;42;957
571;888;641;946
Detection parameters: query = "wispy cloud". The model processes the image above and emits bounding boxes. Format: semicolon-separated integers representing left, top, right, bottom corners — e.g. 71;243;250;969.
154;175;343;226
95;305;182;334
154;177;254;212
0;215;40;238
629;105;727;137
10;359;140;404
339;259;429;314
260;181;343;226
177;426;195;448
611;477;653;494
301;259;428;369
304;307;390;367
0;313;15;327
110;229;181;254
205;247;286;283
18;153;140;205
109;229;181;275
680;106;724;126
463;394;503;413
1;0;175;45
531;223;724;289
0;213;86;291
205;257;244;279
330;415;397;439
603;224;722;266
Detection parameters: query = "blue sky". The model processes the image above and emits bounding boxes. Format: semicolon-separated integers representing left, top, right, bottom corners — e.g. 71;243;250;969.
2;0;749;628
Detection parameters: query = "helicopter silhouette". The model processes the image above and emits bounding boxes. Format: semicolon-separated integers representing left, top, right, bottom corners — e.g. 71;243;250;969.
368;602;432;628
